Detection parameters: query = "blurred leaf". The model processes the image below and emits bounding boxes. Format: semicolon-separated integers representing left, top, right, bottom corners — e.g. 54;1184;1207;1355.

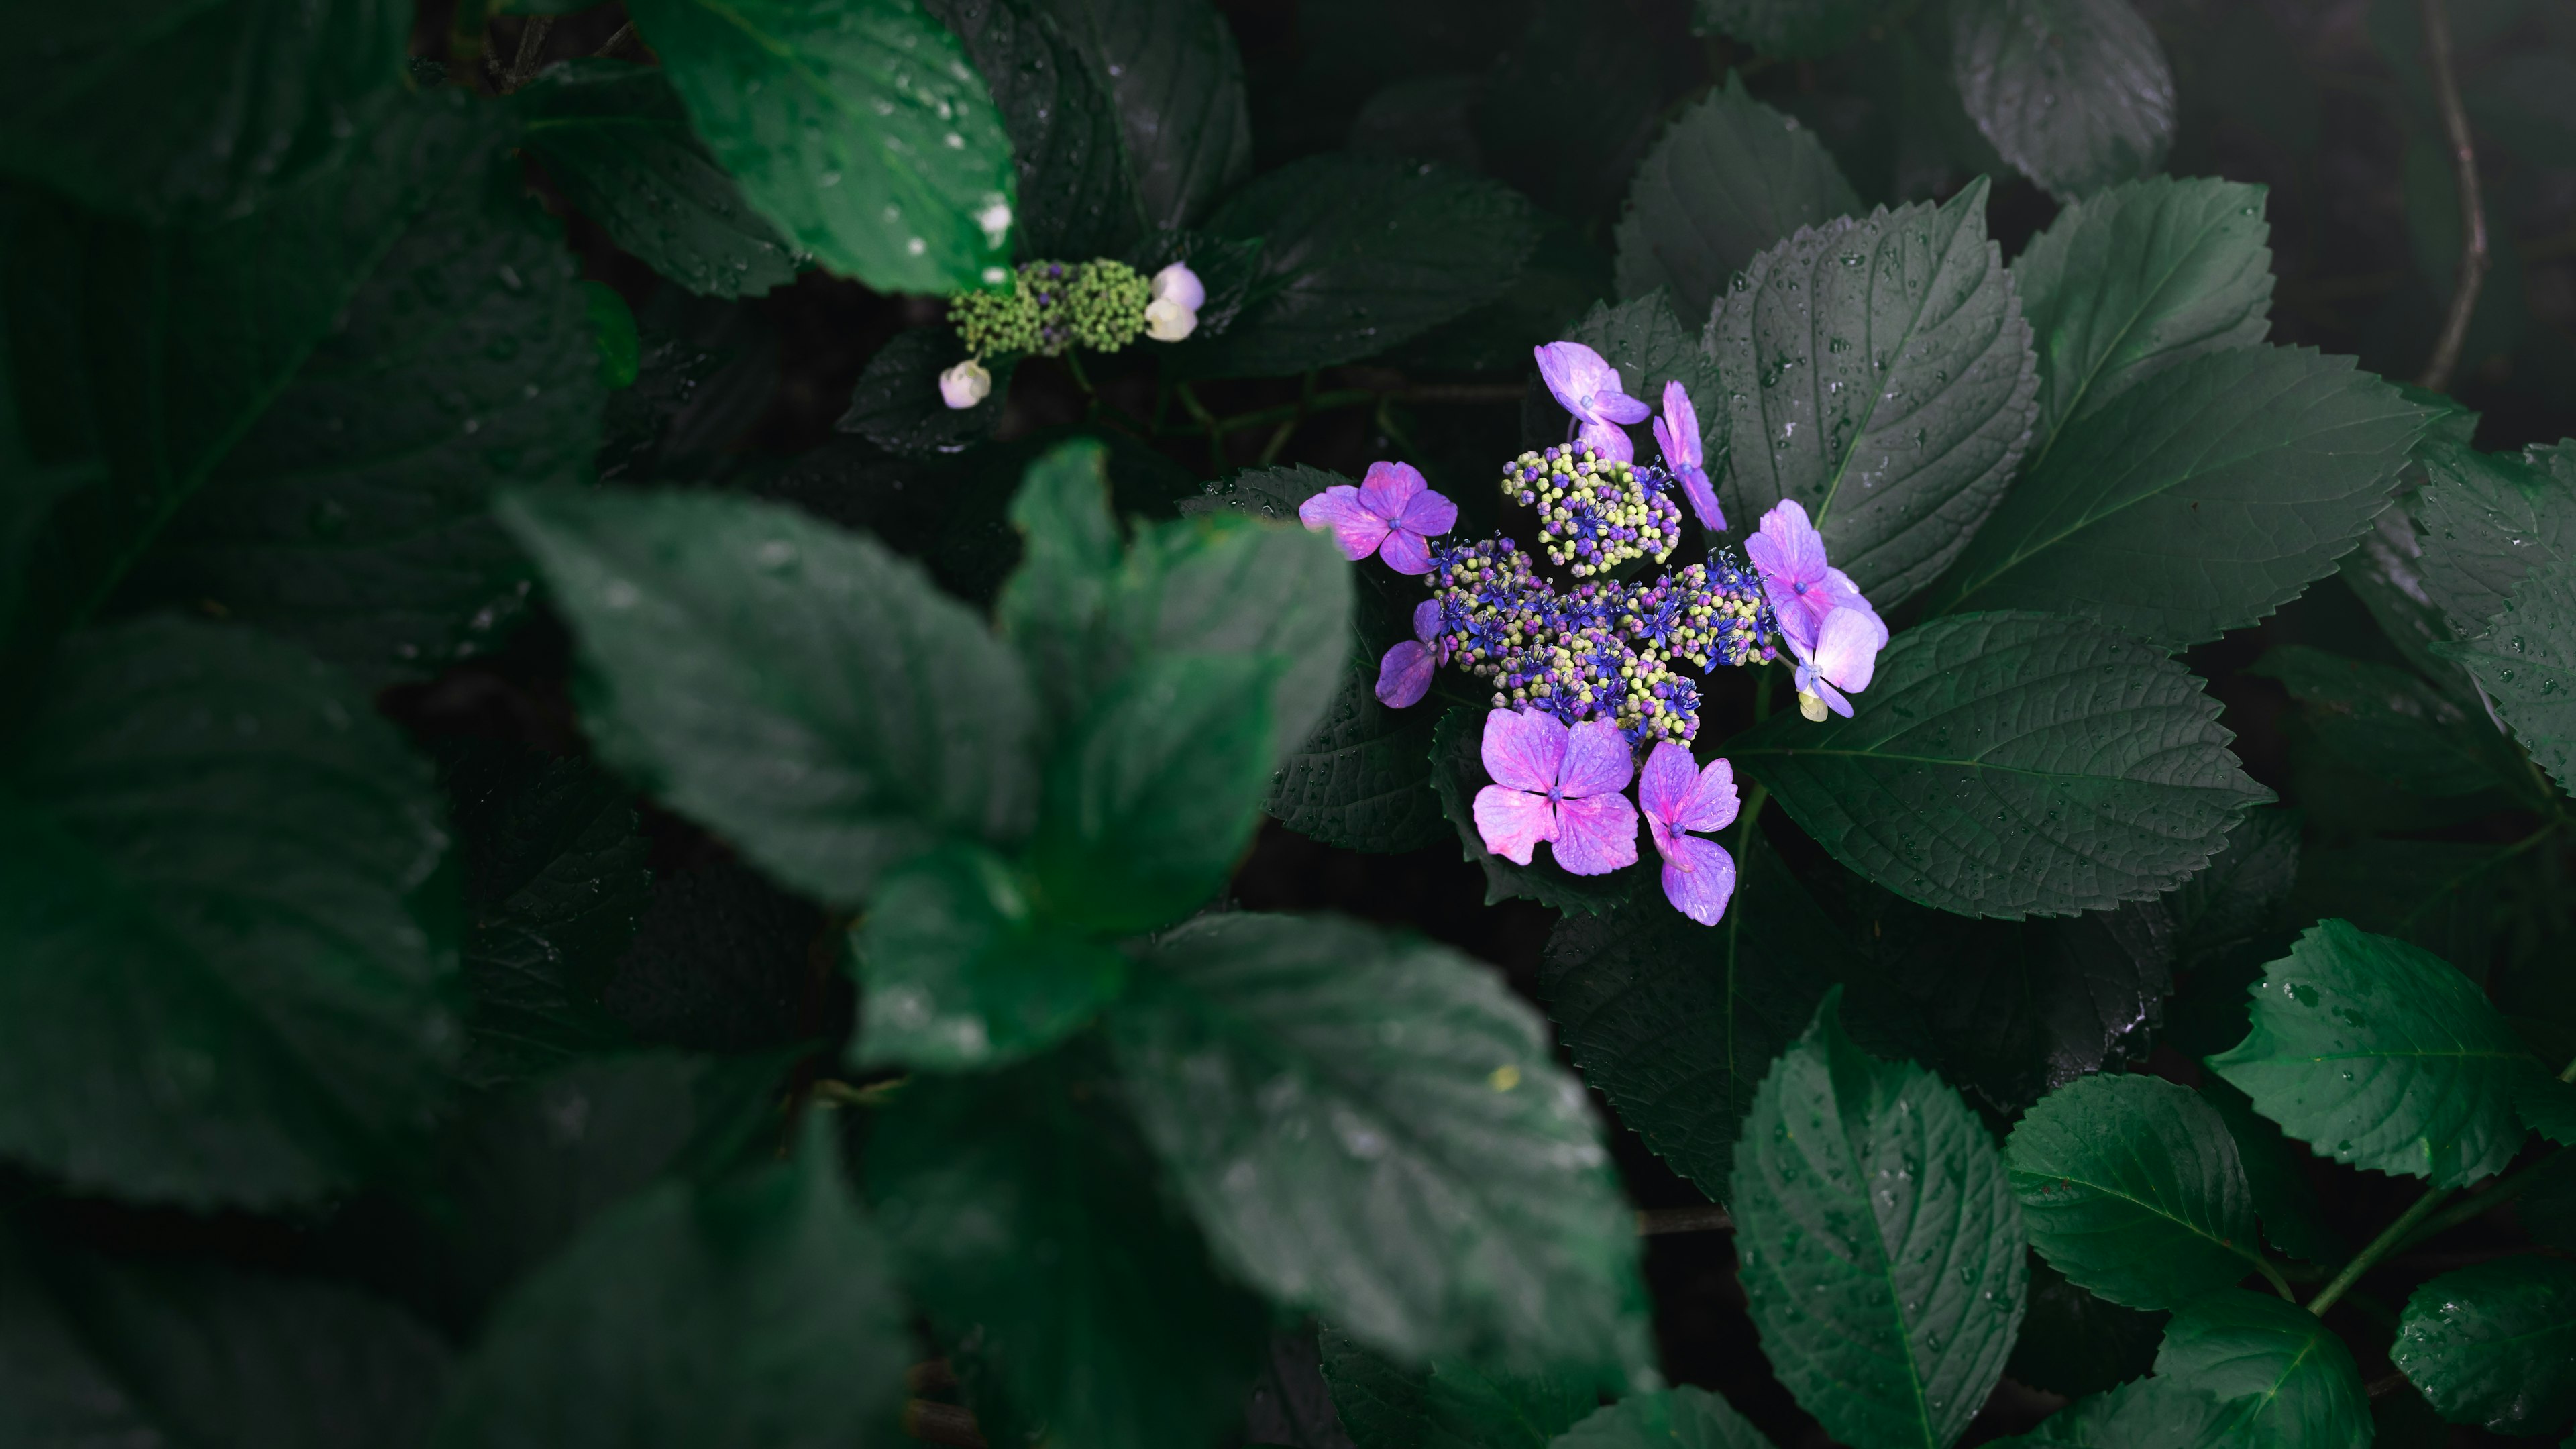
1040;0;1254;231
2250;645;2506;798
998;439;1125;725
2288;838;2511;981
2466;53;2576;167
927;0;1143;259
602;857;821;1053
1690;0;1903;58
1951;0;2175;199
2005;1256;2165;1400
1316;1322;1599;1449
837;327;1018;460
1991;1377;2234;1449
1556;1388;1777;1449
2392;1258;2576;1436
2155;1289;2370;1449
2006;1075;2263;1309
1477;0;1680;221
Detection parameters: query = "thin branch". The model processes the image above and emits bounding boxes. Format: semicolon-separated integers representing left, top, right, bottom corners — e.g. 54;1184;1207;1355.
2418;0;2489;392
1638;1204;1735;1236
2310;1185;2453;1315
595;21;640;59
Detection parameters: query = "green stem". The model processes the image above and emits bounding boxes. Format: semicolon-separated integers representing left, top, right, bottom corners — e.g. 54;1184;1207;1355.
2253;1257;2298;1302
1174;381;1225;474
2310;1186;2455;1316
1062;348;1097;397
2395;1148;2561;1252
1257;370;1320;468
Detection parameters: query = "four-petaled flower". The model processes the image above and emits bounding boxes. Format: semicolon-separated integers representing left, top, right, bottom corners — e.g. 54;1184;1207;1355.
1786;608;1888;720
1638;743;1739;925
1472;710;1640;875
1299;461;1457;575
1534;341;1651;463
1652;379;1722;531
1744;498;1886;718
1375;598;1447;708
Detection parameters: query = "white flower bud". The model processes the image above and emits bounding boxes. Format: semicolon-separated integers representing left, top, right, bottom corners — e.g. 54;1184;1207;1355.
938;358;991;409
1144;296;1198;342
1797;690;1829;722
1149;261;1205;312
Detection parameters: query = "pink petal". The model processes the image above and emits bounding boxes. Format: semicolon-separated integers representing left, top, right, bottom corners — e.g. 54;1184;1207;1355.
1377;527;1432;576
1658;379;1701;466
1594;390;1651;425
1659;834;1737;926
1637;740;1699;826
1298;486;1392;562
1676;466;1724;531
1534;341;1616;415
1646;810;1681;863
1551;792;1640;876
1746;499;1827;585
1358;460;1426;520
1375;641;1435;708
1576;419;1635;464
1813;606;1888;694
1479;707;1567;794
1410;597;1443;643
1676;757;1739;835
1764;576;1821;653
1474;786;1557;865
1556;718;1635;799
1395;486;1457;538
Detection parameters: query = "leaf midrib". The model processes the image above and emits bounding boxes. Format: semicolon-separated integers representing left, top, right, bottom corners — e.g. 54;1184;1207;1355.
1809;210;1951;536
2010;1163;2263;1273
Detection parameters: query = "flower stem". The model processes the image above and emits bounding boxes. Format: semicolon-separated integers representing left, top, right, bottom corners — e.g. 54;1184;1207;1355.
2253;1256;2298;1302
2309;1185;2455;1316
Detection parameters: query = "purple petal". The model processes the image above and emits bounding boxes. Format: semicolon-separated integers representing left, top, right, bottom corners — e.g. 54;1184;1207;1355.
1378;527;1432;576
1474;786;1557;865
1410;597;1443;643
1646;810;1681;863
1298;486;1392;562
1676;465;1724;531
1675;757;1739;835
1593;389;1651;425
1637;741;1699;827
1358;460;1426;521
1480;707;1568;794
1551;792;1640;875
1575;419;1636;464
1813;606;1888;694
1657;379;1701;468
1659;834;1737;926
1764;576;1821;653
1375;641;1435;708
1395;486;1458;538
1556;718;1635;799
1746;498;1827;587
1534;341;1617;419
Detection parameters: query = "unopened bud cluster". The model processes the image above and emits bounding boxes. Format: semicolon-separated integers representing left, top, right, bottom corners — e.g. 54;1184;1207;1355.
950;259;1150;359
1501;445;1685;578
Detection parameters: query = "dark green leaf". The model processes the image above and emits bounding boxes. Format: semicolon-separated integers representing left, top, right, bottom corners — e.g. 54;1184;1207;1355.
625;0;1016;292
2008;176;2273;466
2005;1257;2165;1399
1317;1323;1600;1449
2005;1075;2263;1309
1538;828;1845;1201
1114;912;1650;1380
2409;439;2576;639
1395;211;1612;375
1992;1377;2234;1449
601;857;825;1052
1555;1387;1777;1449
1429;705;1644;916
0;616;455;1208
1474;0;1678;221
498;488;1042;908
1951;0;2175;199
2196;1077;2342;1266
126;148;608;688
2518;1149;2576;1251
1708;178;2039;604
1690;0;1902;58
2165;807;2300;967
866;1055;1273;1449
433;1125;908;1449
1040;0;1253;231
1613;72;1862;327
1729;611;2270;920
1730;992;2027;1449
838;327;1018;460
2447;554;2576;795
586;282;641;388
2208;919;2544;1187
1931;348;2428;647
2154;1289;2370;1449
998;438;1124;724
926;0;1143;259
1175;155;1538;378
2526;1073;2576;1146
0;0;409;221
2393;1258;2576;1435
2247;646;2504;798
850;843;1128;1069
519;59;798;298
2286;838;2513;980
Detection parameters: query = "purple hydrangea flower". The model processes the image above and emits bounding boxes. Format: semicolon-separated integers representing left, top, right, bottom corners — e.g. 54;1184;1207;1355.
1375;598;1447;708
1787;606;1890;720
1534;341;1651;463
1471;709;1640;875
1299;460;1458;575
1652;379;1723;531
1638;743;1739;925
1744;498;1876;652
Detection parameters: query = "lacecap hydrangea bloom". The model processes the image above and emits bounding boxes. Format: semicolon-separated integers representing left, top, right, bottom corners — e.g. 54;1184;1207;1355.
938;260;1203;410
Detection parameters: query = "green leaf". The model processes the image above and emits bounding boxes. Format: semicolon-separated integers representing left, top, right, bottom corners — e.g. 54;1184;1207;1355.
1113;912;1650;1380
586;282;641;388
519;59;798;298
997;437;1124;724
1992;1377;2235;1449
1707;178;2039;604
0;0;409;221
1030;653;1276;933
2247;646;2506;798
1555;1387;1778;1449
850;843;1127;1069
2526;1073;2576;1146
2196;1077;2343;1265
1931;348;2428;647
866;1054;1273;1449
1729;611;2270;920
2393;1258;2576;1435
1317;1323;1600;1449
2005;1075;2264;1309
498;487;1042;908
1613;72;1862;326
839;327;1018;460
1690;0;1903;58
1429;705;1643;916
2005;1257;2165;1399
625;0;1016;292
2447;554;2576;795
1175;154;1538;378
0;1229;450;1449
2410;439;2576;639
123;146;608;688
1951;0;2175;199
2520;1149;2576;1252
926;0;1142;259
2166;807;2300;967
433;1124;909;1449
1039;0;1252;231
1730;991;2027;1449
0;616;455;1208
2009;176;2274;466
2208;919;2544;1187
2154;1288;2370;1449
1538;828;1846;1201
2286;838;2514;981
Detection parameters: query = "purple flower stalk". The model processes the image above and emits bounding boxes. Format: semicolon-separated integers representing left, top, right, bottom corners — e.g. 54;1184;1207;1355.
1652;380;1722;532
1534;341;1651;463
1472;710;1640;875
1375;598;1447;708
1638;743;1739;925
1299;460;1457;575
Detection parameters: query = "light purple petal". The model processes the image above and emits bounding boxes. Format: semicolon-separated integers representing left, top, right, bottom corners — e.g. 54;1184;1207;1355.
1813;606;1888;694
1746;498;1827;586
1556;718;1636;799
1411;597;1444;643
1593;389;1651;425
1375;641;1435;708
1676;757;1739;835
1474;786;1557;865
1659;834;1738;926
1575;419;1636;464
1637;741;1699;827
1676;466;1724;531
1552;792;1640;875
1395;486;1458;538
1358;460;1426;521
1646;810;1681;863
1534;341;1618;419
1764;576;1819;653
1480;707;1568;794
1377;527;1432;576
1298;486;1392;562
1657;379;1701;468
